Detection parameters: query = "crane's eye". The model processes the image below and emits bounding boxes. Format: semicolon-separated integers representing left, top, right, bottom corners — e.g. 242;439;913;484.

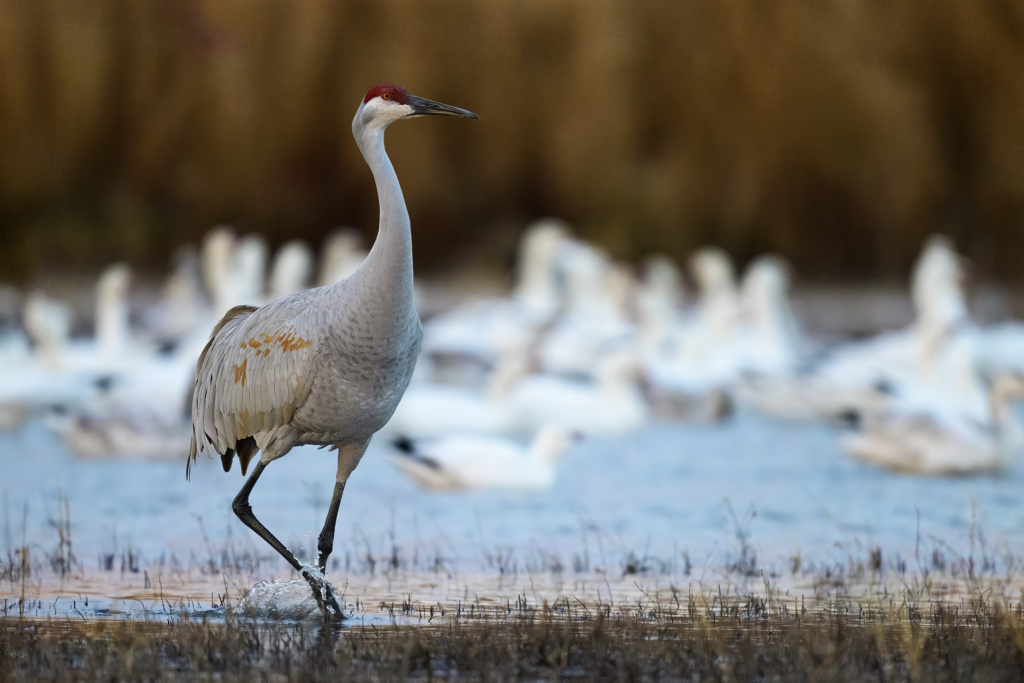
382;92;391;101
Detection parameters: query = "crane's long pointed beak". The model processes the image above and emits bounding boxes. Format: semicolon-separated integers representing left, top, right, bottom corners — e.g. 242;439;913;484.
406;94;478;119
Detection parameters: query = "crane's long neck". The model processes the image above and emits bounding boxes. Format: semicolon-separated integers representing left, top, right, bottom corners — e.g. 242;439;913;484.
355;127;414;305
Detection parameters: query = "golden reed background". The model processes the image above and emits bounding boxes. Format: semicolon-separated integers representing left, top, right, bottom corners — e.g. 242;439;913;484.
1;0;1023;281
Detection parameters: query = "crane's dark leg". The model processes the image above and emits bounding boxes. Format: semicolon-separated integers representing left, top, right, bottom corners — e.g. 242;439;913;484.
315;441;369;576
317;481;345;574
232;460;343;620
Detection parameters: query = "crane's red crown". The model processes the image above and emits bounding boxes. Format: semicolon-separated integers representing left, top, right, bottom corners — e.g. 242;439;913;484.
364;83;408;105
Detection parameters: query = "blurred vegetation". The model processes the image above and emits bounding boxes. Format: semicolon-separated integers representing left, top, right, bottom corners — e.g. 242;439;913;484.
1;0;1023;282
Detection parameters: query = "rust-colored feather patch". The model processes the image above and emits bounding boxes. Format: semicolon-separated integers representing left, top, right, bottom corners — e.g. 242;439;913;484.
233;358;248;386
242;326;311;356
278;330;311;352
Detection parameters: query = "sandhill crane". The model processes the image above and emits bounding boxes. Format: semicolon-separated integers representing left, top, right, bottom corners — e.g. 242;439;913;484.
186;84;477;620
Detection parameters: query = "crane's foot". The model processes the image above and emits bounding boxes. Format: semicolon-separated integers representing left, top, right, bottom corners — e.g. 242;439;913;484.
301;567;344;621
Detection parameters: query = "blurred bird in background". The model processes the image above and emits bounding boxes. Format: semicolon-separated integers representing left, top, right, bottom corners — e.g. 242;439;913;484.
4;222;1022;479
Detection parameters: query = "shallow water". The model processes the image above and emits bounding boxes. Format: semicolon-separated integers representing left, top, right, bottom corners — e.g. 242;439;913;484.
2;412;1023;578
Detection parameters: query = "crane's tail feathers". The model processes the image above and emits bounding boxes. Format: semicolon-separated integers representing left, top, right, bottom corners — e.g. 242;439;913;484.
186;433;198;481
237;438;259;476
187;305;259;482
217;437;259;476
195;305;258;375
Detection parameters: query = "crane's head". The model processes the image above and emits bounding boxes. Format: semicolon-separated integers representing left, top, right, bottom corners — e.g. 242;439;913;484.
354;84;478;134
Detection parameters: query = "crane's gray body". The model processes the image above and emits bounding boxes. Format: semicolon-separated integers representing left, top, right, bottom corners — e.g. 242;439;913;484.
289;284;422;446
189;93;429;478
192;277;421;454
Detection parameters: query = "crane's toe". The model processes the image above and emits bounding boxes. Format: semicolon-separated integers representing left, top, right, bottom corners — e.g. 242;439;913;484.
300;566;344;620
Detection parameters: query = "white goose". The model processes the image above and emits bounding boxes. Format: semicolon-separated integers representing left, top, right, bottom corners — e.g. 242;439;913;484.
508;351;649;437
269;240;314;300
537;242;636;378
46;405;190;460
389;425;576;491
512;218;572;317
734;255;803;375
173;229;248;363
842;372;1024;475
43;263;140;376
44;260;201;457
420;219;570;368
1;290;104;424
318;228;367;286
635;254;688;362
141;246;209;348
382;345;527;439
911;234;969;357
22;291;72;370
91;263;135;361
817;236;968;391
216;234;267;311
730;256;827;418
46;357;195;461
751;236;972;421
202;226;236;315
643;247;743;396
1;296;82;428
689;246;743;351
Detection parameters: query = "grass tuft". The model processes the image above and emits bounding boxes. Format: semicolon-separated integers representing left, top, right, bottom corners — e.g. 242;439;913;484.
5;591;1024;680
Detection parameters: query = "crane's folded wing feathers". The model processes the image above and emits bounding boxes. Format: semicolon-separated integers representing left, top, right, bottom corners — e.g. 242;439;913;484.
188;299;319;479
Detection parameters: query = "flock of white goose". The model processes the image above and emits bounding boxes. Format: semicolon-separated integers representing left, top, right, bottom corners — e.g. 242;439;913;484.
2;221;1023;490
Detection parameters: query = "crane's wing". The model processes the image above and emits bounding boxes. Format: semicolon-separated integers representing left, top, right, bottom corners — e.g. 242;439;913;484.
187;297;320;479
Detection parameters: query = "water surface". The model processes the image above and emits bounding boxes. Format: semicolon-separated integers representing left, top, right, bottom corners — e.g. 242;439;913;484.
2;413;1022;575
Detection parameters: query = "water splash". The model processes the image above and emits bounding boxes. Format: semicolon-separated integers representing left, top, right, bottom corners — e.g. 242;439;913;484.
237;577;339;621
